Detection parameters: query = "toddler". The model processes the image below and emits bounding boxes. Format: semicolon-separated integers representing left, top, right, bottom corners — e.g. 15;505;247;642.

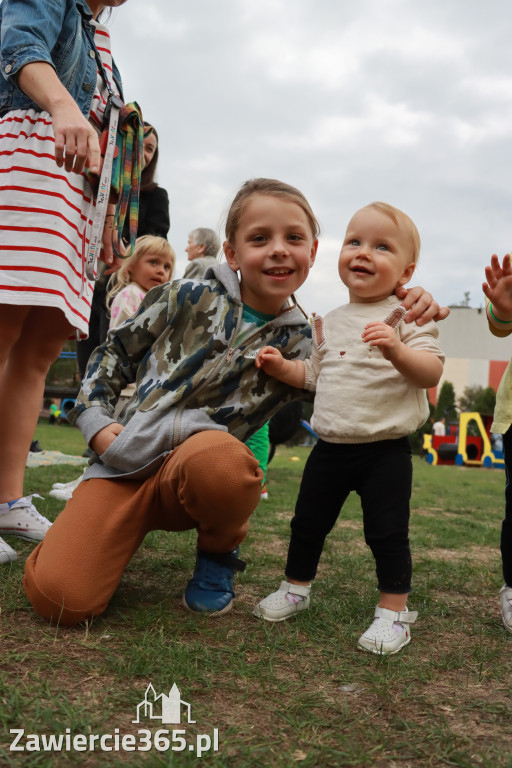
253;202;444;655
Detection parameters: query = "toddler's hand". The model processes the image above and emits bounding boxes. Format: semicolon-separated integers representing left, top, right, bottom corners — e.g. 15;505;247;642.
483;254;512;318
362;321;401;360
255;346;284;376
90;422;124;455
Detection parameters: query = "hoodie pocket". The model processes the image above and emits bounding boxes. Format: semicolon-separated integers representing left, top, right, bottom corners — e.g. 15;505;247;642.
99;408;175;472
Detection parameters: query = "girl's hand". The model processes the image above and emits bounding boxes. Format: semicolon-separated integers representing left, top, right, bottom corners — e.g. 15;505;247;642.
255;346;285;376
362;321;401;360
483;254;512;319
51;100;101;175
395;285;450;326
90;423;124;455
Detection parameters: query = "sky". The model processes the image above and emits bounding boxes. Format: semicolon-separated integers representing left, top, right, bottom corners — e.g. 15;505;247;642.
108;0;512;316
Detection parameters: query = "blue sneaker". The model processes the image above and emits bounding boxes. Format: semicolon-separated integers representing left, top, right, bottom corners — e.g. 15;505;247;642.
183;548;246;615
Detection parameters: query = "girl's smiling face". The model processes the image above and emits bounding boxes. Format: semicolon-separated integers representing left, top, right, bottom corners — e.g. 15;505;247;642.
223;194;318;315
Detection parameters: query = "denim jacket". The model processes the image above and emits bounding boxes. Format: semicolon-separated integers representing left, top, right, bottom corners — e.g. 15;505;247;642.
0;0;123;117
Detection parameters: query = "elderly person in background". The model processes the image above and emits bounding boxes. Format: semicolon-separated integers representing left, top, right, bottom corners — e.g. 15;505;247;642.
183;228;220;279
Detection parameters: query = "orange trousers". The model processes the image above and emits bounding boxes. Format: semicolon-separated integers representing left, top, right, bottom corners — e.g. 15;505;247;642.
24;431;262;625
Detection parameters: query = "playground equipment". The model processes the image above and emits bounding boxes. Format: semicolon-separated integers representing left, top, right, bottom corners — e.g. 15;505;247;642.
423;412;504;469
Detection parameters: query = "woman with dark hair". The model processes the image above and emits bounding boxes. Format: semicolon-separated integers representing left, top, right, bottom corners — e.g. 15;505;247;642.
138;123;170;238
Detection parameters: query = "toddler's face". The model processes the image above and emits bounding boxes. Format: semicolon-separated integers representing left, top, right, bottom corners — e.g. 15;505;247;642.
338;208;415;303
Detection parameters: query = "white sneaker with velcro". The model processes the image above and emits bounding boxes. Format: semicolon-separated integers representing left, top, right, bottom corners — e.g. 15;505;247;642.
358;606;418;655
253;580;311;622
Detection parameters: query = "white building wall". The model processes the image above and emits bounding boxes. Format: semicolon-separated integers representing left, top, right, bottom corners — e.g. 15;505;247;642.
435;306;510;400
437;306;510;360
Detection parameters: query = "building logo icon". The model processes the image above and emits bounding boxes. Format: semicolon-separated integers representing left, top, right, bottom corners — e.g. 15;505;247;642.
132;683;195;725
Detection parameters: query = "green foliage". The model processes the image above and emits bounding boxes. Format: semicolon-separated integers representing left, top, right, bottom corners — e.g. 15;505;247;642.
434;380;457;422
458;385;496;416
45;341;79;387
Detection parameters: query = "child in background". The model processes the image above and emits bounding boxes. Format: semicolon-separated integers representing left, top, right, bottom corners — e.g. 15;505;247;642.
108;235;175;329
23;181;444;625
253;202;444;656
108;235;175;414
482;253;512;632
49;236;175;501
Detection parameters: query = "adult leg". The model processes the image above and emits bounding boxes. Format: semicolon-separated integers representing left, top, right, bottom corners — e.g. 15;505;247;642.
500;426;512;587
0;305;73;502
499;427;512;632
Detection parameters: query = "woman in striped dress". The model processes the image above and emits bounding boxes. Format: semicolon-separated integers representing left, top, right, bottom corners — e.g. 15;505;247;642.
0;0;128;563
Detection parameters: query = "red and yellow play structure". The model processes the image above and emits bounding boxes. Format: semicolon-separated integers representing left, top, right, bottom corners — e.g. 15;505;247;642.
423;412;504;469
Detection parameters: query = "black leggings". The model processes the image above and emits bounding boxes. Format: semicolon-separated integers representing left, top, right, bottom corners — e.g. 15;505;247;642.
285;438;413;594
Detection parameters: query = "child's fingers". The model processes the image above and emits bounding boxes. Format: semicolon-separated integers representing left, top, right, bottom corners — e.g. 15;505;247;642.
255;346;275;367
362;326;394;345
484;264;498;287
363;321;386;331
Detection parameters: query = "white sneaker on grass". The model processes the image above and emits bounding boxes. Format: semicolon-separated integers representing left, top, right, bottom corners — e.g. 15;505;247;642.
253;580;311;622
499;585;512;633
0;536;17;564
358;606;418;655
0;496;51;541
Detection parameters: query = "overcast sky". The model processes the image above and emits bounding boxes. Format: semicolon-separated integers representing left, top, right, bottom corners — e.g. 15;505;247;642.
108;0;512;316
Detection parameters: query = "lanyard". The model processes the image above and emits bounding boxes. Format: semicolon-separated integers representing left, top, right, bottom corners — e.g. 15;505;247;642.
83;22;121;280
85;93;122;280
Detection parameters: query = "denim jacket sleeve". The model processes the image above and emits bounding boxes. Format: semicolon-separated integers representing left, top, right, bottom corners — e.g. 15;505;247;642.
1;0;70;78
0;0;123;117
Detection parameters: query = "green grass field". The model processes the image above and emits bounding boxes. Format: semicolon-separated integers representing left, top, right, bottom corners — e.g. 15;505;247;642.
1;424;511;767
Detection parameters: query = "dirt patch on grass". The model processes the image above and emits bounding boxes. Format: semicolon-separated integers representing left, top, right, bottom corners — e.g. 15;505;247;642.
417;546;500;563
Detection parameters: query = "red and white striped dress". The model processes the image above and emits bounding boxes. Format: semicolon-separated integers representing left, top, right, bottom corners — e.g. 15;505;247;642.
0;22;119;337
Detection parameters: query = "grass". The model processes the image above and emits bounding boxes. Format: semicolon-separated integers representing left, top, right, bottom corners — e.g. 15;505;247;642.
1;424;512;767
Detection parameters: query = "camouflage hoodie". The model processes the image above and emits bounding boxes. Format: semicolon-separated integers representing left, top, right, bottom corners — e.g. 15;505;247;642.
69;262;312;480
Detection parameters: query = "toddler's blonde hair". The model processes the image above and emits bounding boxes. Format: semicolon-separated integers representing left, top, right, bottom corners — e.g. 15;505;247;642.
362;202;421;264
